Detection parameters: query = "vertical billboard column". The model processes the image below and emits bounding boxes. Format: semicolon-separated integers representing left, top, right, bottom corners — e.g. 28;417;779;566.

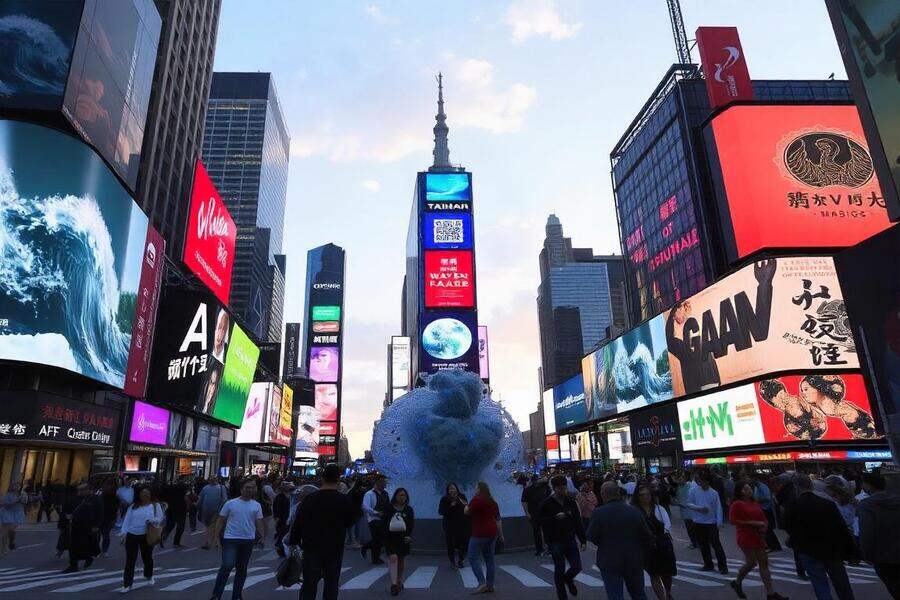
695;26;755;109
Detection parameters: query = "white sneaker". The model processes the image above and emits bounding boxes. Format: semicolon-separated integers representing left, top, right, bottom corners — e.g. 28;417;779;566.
146;577;155;586
119;586;131;594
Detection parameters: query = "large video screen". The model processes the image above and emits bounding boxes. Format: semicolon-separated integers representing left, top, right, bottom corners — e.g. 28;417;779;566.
309;346;339;382
0;119;149;388
425;173;471;201
183;161;237;306
679;372;880;452
423;212;473;250
424;250;474;308
235;382;269;444
315;384;338;422
553;374;587;429
276;384;293;447
419;310;479;373
542;388;556;435
582;314;673;421
570;431;592;462
629;404;682;458
212;323;259;426
128;400;169;446
545;434;559;463
295;404;319;455
665;256;859;396
708;104;892;263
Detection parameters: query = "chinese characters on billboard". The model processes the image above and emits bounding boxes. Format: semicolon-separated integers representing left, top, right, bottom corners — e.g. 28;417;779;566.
424;250;474;308
707;104;892;262
0;392;119;447
183;161;237;306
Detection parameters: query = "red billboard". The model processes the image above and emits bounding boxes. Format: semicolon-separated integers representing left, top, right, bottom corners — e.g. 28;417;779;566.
183;160;236;305
709;104;892;261
124;226;165;398
424;250;474;308
696;26;754;109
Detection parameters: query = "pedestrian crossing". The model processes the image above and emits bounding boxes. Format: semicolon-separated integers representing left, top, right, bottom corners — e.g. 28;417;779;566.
0;556;883;594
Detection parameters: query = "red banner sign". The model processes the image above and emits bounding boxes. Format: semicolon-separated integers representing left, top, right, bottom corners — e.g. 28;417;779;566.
696;26;754;109
183;160;236;306
424;250;474;308
124;226;165;398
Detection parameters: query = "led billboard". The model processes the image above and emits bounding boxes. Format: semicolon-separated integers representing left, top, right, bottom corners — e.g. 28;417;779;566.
582;314;673;421
478;326;490;381
282;322;301;379
167;412;194;450
0;119;149;389
391;336;411;389
419;311;479;373
212;323;259;426
553;374;587;429
629;404;682;458
665;257;859;396
309;346;339;383
570;431;592;462
424;250;474;308
235;382;269;444
124;226;165;398
695;26;754;109
312;306;340;321
315;384;339;422
707;104;892;262
423;212;473;250
558;434;571;461
295;404;319;456
542;388;556;435
183;161;237;306
545;434;560;463
277;384;293;447
266;384;283;444
129;401;169;446
425;173;471;201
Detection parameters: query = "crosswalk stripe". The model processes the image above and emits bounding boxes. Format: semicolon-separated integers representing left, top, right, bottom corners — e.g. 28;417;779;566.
12;543;45;550
254;550;278;562
498;565;552;587
122;568;219;592
539;565;604;587
0;568;37;581
224;572;274;591
274;568;352;592
340;566;388;590
160;566;267;591
0;570;111;591
677;561;761;586
51;568;191;593
768;558;877;576
404;566;437;589
726;559;878;584
459;566;478;588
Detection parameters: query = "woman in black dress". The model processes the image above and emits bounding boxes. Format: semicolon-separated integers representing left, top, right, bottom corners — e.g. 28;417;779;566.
438;483;469;568
633;483;676;600
383;488;414;596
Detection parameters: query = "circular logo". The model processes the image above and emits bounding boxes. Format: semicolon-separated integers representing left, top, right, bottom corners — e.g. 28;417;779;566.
783;131;874;188
422;318;472;360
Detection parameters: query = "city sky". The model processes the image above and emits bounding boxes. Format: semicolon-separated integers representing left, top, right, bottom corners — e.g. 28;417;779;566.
213;0;847;459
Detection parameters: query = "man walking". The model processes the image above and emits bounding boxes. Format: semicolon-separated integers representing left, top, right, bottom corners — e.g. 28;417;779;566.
686;471;728;574
288;464;357;600
360;475;389;564
521;475;550;556
209;479;264;600
537;475;587;600
783;474;855;600
857;473;900;599
586;481;651;600
162;477;189;548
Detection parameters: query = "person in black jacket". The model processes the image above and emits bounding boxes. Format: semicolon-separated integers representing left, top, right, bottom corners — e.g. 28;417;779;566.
521;475;550;555
272;482;292;557
288;465;356;600
438;483;469;569
537;475;587;600
62;483;102;573
782;474;855;600
382;489;414;596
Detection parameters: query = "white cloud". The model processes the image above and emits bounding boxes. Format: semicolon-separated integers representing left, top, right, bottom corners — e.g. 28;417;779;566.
505;0;583;43
444;56;537;134
361;179;381;192
365;4;387;24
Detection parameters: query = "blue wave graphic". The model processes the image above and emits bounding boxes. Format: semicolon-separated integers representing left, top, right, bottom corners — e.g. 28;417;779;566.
0;15;71;99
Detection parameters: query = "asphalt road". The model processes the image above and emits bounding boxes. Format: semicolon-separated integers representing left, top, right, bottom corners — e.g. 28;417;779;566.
0;519;888;599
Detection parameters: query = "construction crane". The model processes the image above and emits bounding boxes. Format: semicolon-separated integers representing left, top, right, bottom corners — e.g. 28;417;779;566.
666;0;693;64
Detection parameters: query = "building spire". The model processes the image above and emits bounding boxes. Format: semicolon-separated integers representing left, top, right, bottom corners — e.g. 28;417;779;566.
432;72;450;169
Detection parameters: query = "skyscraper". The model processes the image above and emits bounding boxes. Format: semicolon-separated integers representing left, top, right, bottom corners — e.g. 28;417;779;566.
202;72;290;342
136;0;221;260
536;215;626;390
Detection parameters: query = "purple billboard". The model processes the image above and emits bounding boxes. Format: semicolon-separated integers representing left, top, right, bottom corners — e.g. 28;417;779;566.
129;400;170;446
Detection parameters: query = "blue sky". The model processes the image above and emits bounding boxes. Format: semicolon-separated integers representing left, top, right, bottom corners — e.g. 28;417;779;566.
213;0;847;458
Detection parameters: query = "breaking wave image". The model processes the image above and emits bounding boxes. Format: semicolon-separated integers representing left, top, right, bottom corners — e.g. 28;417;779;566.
0;13;74;101
372;369;525;518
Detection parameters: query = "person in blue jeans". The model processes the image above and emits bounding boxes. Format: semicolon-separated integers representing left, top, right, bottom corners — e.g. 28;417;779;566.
536;475;587;600
209;479;263;600
464;482;501;594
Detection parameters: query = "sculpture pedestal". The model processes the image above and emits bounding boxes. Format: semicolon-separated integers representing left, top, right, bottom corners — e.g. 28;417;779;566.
410;516;533;555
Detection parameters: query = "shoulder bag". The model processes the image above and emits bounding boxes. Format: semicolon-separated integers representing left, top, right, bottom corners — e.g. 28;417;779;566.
146;504;163;546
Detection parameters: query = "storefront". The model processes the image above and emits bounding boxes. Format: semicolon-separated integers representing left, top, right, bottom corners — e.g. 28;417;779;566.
0;390;120;491
684;448;892;475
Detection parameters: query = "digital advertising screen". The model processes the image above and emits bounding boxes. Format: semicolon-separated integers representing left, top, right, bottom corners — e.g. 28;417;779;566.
277;384;293;447
419;310;479;373
319;420;338;436
183;160;237;306
545;434;560;463
423;212;473;250
129;401;170;446
425;173;471;201
282;322;302;380
582;314;673;421
312;306;340;321
629;404;682;458
0;391;119;447
167;412;194;450
309;346;339;382
558;434;571;461
314;384;339;422
478;326;490;381
295;404;319;456
124;226;165;398
235;382;269;444
664;256;859;397
707;104;892;263
266;384;283;445
212;323;259;426
570;431;592;462
424;250;475;308
391;336;411;389
695;26;754;109
553;374;587;429
542;389;556;435
0;119;149;389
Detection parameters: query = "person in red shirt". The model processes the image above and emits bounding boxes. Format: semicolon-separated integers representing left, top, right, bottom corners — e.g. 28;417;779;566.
728;481;788;600
464;481;502;594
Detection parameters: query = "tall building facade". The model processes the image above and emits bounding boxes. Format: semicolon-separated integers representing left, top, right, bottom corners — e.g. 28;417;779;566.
136;0;221;259
611;64;852;324
537;215;627;389
202;72;290;342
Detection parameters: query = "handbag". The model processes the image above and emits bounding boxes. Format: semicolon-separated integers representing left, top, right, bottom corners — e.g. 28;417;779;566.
146;504;163;546
276;551;303;588
389;512;407;533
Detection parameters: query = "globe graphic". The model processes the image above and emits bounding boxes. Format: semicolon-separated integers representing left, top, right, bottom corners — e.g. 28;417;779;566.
422;318;472;359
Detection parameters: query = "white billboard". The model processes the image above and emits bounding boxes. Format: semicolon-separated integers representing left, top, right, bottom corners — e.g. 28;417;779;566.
391;336;411;389
677;385;766;452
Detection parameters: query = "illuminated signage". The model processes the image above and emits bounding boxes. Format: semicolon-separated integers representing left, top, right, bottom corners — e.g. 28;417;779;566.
424;250;474;308
419;311;479;373
183;161;237;306
570;431;591;462
425;173;471;201
542;389;556;435
695;26;754;109
708;104;891;263
312;306;341;321
278;385;293;447
423;212;473;250
124;227;166;398
212;324;260;426
478;326;490;382
315;384;338;422
545;434;560;463
391;336;411;389
629;404;682;457
686;448;891;465
129;401;170;446
553;374;587;429
309;346;339;383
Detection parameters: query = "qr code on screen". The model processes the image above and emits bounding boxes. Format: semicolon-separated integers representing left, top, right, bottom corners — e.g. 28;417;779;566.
433;219;464;244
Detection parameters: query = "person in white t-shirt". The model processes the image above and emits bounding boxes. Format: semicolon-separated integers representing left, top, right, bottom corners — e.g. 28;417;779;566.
209;479;263;600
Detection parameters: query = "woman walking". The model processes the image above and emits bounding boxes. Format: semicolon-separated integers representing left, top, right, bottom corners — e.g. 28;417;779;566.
119;485;163;593
728;481;789;600
633;484;677;600
0;482;27;554
465;481;501;595
438;483;469;569
575;480;598;531
383;488;414;596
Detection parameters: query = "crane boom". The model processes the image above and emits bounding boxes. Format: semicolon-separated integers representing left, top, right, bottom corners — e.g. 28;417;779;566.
666;0;692;64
